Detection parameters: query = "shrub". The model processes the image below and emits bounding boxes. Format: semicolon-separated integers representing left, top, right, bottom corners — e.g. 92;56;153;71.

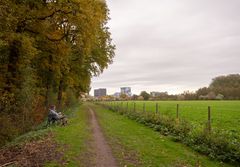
0;115;19;146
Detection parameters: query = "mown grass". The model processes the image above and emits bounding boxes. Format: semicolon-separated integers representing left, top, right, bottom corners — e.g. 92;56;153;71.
92;104;232;167
2;103;90;167
106;101;240;133
45;103;90;167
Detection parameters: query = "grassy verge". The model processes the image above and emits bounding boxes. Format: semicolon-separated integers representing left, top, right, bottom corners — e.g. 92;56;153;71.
101;102;240;164
1;103;90;167
45;103;91;167
92;104;232;167
2;104;80;148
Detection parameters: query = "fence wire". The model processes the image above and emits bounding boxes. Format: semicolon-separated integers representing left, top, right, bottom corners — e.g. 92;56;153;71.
103;101;240;136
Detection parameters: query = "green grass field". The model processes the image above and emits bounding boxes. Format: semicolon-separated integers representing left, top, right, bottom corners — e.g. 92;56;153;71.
93;104;232;167
46;103;91;167
105;101;240;134
3;102;237;166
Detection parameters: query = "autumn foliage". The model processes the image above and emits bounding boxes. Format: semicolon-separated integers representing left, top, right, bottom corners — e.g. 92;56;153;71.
0;0;115;146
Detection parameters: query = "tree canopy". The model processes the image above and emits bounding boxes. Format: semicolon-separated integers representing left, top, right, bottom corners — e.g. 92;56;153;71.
0;0;115;145
140;91;150;100
209;74;240;100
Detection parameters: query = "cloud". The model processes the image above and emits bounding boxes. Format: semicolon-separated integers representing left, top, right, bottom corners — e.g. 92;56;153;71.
91;0;240;95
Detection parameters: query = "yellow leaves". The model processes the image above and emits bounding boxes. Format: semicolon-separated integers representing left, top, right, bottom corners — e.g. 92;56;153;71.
1;0;114;99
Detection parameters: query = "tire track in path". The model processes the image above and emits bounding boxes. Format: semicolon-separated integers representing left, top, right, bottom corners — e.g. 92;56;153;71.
88;107;117;167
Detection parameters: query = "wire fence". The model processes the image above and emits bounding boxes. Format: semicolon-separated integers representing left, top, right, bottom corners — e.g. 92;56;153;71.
101;101;240;135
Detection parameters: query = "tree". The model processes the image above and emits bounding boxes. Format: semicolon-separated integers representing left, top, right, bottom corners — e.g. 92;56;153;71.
0;0;115;145
140;91;150;100
132;94;139;100
210;74;240;99
120;93;128;100
196;87;209;99
181;91;197;100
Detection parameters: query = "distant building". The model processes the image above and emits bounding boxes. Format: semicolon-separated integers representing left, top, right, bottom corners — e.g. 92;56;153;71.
113;92;121;98
120;87;132;96
150;92;160;97
94;88;107;97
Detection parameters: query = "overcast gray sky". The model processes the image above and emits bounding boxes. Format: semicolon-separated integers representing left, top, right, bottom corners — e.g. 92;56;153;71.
90;0;240;95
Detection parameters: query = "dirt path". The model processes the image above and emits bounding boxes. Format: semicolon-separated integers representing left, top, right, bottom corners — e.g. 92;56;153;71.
88;107;118;167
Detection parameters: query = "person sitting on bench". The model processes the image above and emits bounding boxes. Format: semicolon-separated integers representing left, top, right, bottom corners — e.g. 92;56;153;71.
48;105;62;125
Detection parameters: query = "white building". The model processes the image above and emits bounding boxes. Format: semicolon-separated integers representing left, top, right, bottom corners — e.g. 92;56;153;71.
113;92;121;98
120;87;132;96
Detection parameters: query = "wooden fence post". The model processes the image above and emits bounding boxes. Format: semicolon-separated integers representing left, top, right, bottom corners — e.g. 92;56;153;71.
143;103;146;112
207;106;211;133
126;102;128;111
134;102;136;112
156;103;158;113
176;104;179;120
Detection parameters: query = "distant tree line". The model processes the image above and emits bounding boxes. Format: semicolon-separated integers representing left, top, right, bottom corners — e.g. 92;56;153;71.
140;74;240;101
0;0;114;145
104;74;240;101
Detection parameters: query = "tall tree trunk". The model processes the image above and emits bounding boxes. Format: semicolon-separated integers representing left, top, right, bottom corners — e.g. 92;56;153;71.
57;79;64;111
4;40;21;92
45;83;50;108
45;55;53;108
